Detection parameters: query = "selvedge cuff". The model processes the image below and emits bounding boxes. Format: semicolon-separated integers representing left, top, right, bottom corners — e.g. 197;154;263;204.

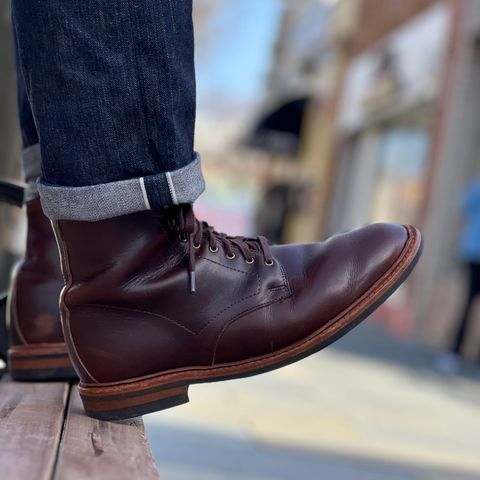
38;153;205;221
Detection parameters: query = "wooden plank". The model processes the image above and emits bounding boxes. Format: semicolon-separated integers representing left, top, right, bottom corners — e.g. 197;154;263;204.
0;375;69;480
54;385;160;480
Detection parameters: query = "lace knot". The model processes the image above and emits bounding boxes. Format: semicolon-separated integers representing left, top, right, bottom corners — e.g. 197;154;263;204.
166;204;273;293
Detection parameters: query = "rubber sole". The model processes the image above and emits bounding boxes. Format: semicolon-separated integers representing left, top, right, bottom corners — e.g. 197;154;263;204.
8;343;77;381
80;226;423;421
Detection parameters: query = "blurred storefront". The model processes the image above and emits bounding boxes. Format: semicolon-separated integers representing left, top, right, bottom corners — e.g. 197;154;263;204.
250;0;480;349
330;2;449;232
329;1;452;340
324;0;480;349
418;0;480;353
244;0;332;245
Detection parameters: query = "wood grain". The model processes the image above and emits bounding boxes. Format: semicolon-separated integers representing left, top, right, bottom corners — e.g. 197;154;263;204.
54;385;160;480
0;375;69;480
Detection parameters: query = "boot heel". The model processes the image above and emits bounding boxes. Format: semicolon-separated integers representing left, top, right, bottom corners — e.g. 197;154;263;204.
8;344;77;381
79;382;190;420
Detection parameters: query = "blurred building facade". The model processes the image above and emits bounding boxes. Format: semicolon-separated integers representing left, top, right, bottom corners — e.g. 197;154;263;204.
328;0;450;340
252;0;480;350
0;0;21;292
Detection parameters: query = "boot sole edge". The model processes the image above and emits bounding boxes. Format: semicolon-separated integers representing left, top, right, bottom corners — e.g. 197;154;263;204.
8;343;77;381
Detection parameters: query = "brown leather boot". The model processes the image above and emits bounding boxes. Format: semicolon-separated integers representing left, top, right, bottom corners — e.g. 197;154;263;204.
7;198;76;380
53;204;422;420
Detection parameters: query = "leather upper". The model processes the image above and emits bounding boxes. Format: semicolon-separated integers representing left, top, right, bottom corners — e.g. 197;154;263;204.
215;224;407;363
55;209;409;384
9;198;65;345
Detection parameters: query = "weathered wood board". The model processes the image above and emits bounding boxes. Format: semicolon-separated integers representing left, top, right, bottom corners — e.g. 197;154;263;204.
54;385;160;480
0;376;160;480
0;375;68;480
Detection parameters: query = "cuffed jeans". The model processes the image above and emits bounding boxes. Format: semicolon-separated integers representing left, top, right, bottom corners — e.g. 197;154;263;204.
12;0;205;221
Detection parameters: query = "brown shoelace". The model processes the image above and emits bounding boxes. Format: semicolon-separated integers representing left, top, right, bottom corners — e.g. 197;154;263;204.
166;204;274;292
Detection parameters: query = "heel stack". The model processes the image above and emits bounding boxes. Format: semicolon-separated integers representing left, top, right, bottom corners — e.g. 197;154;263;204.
79;382;190;420
8;343;77;381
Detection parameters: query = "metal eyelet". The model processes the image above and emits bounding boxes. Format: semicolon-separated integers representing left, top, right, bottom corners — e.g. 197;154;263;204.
265;259;274;266
209;245;219;253
193;242;201;249
178;233;188;243
245;258;255;264
227;252;236;260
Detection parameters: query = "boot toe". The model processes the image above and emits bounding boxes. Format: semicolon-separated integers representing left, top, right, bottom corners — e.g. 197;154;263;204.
213;223;412;365
269;223;410;348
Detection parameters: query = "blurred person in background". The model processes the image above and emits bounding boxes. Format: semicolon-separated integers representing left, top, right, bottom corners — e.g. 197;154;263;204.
435;173;480;374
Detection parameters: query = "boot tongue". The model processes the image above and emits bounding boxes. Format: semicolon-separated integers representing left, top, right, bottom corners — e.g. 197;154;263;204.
165;204;198;293
176;204;197;235
166;203;273;294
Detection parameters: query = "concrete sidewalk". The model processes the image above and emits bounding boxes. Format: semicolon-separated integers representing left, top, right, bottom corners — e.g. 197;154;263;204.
144;322;480;479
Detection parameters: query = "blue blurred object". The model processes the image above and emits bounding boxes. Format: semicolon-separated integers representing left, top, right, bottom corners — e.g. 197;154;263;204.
459;178;480;262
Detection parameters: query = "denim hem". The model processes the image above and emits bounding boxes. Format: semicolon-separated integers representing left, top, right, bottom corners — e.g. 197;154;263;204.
37;153;205;221
22;144;42;202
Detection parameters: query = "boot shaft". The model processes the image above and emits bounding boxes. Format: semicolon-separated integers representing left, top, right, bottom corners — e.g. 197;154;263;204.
53;210;173;284
10;198;64;345
25;198;63;275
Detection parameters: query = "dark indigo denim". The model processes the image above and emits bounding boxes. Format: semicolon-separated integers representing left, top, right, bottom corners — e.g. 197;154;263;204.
13;26;38;150
11;0;203;214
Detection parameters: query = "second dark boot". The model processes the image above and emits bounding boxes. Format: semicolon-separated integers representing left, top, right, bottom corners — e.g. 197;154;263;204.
7;198;76;380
